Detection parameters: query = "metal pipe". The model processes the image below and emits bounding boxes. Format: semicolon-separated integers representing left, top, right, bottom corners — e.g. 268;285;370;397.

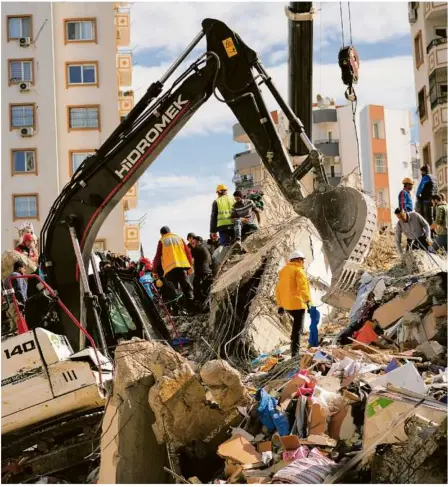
287;2;314;156
159;30;205;84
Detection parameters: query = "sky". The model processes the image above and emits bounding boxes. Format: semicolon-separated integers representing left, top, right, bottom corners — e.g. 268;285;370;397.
124;1;416;258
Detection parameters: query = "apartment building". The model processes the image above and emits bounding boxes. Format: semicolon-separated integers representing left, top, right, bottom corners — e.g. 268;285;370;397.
359;105;415;227
409;2;447;197
232;97;360;191
1;2;139;254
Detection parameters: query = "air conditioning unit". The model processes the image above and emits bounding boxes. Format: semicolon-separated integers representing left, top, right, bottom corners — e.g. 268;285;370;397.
408;8;417;23
20;127;34;137
19;82;31;92
19;37;31;47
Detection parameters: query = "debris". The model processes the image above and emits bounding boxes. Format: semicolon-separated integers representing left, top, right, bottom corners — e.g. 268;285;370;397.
370;361;427;395
217;434;262;466
415;340;446;363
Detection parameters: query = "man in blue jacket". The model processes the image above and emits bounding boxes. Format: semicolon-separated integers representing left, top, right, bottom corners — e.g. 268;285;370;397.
416;165;438;227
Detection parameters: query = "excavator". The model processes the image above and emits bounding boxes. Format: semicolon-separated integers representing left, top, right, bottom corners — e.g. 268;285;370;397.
1;10;376;482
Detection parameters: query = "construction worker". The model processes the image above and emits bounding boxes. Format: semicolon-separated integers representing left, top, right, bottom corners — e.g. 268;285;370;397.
153;226;195;312
398;178;414;212
189;235;213;306
275;250;312;358
231;190;260;250
394;208;432;255
210;184;235;246
430;194;448;251
416;165;438;226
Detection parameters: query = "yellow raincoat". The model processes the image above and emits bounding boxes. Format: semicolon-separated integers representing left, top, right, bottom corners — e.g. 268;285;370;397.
275;260;311;311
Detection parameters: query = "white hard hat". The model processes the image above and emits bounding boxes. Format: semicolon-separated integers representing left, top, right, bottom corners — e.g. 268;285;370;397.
289;250;305;260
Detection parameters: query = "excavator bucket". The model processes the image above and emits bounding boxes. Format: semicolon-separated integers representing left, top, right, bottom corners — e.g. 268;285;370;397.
292;183;377;308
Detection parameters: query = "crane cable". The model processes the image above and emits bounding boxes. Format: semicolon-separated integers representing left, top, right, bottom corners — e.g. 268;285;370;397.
339;2;361;173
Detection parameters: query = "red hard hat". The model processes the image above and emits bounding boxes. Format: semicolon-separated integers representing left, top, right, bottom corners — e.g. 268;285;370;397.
139;257;153;271
22;233;34;244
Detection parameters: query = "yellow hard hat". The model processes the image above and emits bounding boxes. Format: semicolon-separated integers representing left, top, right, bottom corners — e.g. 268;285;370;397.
155;279;163;288
216;184;228;192
402;177;414;185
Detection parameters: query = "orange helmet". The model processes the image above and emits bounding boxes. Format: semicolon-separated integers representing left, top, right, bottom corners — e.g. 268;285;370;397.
402;177;414;185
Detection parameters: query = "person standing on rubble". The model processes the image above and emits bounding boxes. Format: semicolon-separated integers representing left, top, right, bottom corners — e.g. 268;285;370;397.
416;165;438;227
231;190;260;251
153;226;196;312
394;208;432;255
398;178;414;212
210;184;235;246
275;250;312;358
189;235;213;307
430;194;448;251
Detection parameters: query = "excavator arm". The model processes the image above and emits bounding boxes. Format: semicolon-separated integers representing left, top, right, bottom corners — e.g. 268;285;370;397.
39;18;376;351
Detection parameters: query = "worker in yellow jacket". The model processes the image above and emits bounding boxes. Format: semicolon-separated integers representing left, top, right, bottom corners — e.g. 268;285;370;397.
275;250;312;357
153;226;195;312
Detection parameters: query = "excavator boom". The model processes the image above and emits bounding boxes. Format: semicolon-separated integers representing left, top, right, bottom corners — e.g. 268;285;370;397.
39;18;375;351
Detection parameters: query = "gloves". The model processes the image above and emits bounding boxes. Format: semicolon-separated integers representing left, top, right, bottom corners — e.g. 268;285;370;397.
277;307;285;315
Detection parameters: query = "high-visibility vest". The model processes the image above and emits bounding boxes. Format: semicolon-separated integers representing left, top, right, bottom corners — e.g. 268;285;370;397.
216;195;235;228
160;233;191;274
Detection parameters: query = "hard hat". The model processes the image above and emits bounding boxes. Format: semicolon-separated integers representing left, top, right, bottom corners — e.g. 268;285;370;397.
22;233;34;244
216;184;228;192
289;250;305;260
402;177;414;185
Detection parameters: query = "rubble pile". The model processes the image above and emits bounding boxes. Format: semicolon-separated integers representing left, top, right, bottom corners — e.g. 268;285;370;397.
95;248;447;484
362;230;399;273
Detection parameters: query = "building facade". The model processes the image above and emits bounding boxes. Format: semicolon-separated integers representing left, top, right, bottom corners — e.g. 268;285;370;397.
359;105;415;227
409;2;447;197
1;2;139;254
232;98;360;191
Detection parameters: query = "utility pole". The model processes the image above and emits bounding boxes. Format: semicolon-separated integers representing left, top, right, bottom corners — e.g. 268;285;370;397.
287;2;314;158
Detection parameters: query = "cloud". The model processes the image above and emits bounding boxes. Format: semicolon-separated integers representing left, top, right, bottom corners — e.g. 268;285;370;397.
130;2;410;56
132;55;415;138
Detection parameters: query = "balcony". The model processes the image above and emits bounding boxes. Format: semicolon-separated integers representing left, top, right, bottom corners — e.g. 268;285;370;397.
122;184;138;211
118;90;134;116
314;139;340;157
431;96;447;110
124;223;140;252
424;2;447;20
312;109;337;124
117;53;132;87
432;103;447;135
234;150;261;171
427;39;447;75
436;156;447;169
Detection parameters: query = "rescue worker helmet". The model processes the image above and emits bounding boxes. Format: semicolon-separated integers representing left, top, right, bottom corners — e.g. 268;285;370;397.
216;184;228;192
402;177;414;185
289;250;305;261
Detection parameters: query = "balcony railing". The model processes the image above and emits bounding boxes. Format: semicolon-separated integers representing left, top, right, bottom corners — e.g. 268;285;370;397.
314;139;339;144
436;156;447;168
427;37;447;53
431;95;447;110
234;149;252;159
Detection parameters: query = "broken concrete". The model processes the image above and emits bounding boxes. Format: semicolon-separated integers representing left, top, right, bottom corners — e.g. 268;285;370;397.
98;340;171;484
371;416;447;484
415;341;446;363
373;275;446;329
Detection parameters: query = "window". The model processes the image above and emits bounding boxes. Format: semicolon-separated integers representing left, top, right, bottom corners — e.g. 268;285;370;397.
422;143;431;170
8;59;33;84
10;104;35;129
68;106;100;130
12;149;36;174
434;26;447;39
429;68;447;109
66;62;98;87
70;150;94;175
13;194;38;220
65;19;96;43
418;87;427;121
376;190;387;208
7;15;31;41
93;240;106;251
414;31;423;68
372;121;383;139
375;154;387;173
